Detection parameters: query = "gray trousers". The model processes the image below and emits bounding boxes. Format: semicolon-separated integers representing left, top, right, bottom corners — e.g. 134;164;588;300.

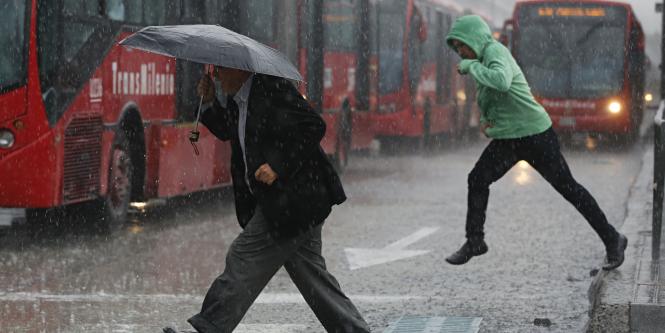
188;208;371;333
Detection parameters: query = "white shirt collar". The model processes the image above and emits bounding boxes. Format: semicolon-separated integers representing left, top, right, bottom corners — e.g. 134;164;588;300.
233;74;254;105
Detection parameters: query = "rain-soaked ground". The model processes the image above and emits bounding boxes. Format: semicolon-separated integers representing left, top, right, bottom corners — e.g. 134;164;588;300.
0;134;647;333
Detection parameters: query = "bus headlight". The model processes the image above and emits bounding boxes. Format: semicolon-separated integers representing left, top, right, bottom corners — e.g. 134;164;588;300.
456;90;467;102
608;101;622;114
0;129;15;149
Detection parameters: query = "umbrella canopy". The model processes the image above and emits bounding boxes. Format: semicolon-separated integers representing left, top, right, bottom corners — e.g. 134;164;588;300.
119;24;302;81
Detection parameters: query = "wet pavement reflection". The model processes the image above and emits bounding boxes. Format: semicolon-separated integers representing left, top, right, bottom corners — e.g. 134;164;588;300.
0;137;647;332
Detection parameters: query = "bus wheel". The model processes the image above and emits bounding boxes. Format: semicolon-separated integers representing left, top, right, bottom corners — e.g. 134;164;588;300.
95;131;134;232
333;104;352;173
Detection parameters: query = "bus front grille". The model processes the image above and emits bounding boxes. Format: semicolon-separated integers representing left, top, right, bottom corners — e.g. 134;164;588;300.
63;115;103;203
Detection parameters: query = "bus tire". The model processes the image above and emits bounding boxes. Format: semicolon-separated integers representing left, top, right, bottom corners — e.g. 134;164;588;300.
94;130;134;232
333;103;352;173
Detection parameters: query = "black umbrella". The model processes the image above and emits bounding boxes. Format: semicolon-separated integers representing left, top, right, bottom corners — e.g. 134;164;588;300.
119;25;303;153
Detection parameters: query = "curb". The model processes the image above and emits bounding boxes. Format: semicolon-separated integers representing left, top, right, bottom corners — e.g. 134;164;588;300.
586;145;657;332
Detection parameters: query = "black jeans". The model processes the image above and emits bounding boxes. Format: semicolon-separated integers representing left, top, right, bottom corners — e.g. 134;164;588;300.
466;127;618;248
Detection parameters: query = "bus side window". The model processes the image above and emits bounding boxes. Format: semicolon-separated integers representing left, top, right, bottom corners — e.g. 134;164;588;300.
421;7;437;70
240;0;276;45
143;0;166;25
118;0;166;25
181;0;206;24
61;1;101;62
64;0;100;16
38;0;114;124
123;0;144;24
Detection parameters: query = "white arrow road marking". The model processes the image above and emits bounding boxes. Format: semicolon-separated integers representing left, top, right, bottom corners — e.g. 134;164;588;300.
345;227;440;270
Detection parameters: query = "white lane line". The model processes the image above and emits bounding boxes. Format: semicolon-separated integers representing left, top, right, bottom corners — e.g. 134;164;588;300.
0;292;438;304
345;227;440;270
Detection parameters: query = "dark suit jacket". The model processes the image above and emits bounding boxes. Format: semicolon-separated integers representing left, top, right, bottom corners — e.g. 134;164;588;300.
200;74;346;237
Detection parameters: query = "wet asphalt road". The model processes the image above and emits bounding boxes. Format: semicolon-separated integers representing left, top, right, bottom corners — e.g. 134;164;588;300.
0;136;646;333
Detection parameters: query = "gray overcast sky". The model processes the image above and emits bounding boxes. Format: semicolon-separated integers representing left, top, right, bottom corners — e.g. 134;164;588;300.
628;0;661;34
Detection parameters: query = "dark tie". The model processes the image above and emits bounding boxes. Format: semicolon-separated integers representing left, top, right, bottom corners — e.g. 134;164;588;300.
226;95;239;116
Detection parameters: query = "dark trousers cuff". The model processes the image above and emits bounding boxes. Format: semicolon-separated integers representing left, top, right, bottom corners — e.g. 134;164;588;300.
188;314;222;333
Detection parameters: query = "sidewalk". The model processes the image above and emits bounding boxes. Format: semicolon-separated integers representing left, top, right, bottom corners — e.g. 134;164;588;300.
587;146;665;332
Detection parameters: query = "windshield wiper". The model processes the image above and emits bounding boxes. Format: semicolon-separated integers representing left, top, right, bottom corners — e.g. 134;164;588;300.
576;21;606;46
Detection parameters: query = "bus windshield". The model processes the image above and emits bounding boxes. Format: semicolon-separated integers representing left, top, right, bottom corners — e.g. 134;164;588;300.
0;0;27;91
378;0;406;95
516;5;627;99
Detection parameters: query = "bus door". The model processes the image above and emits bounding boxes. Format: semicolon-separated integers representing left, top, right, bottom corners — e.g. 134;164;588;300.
407;5;425;106
352;0;374;149
374;0;407;118
416;4;443;136
323;0;371;150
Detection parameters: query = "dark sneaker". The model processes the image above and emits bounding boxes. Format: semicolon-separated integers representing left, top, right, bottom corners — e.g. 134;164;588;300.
446;239;488;265
603;234;628;271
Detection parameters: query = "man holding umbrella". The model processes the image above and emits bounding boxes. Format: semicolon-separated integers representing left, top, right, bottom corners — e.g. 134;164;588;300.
184;65;369;333
119;25;370;333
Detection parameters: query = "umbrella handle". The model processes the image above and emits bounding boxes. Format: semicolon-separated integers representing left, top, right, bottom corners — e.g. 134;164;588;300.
190;67;212;156
189;95;204;156
192;65;212;134
193;95;204;132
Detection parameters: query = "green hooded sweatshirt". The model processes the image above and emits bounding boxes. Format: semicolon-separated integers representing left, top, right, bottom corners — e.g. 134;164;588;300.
446;15;551;139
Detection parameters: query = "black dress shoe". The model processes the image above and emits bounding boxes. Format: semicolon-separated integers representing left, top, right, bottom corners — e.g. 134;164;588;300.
603;234;628;271
446;239;488;265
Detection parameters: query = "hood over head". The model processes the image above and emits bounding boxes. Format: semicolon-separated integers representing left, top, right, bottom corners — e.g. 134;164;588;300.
446;15;493;59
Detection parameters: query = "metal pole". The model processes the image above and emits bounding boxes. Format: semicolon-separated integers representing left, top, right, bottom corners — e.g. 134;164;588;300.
655;2;665;261
662;2;665;100
653;103;665;260
654;125;663;261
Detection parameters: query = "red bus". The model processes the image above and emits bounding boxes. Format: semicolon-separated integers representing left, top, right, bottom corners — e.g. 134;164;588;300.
502;0;646;141
0;0;487;230
0;0;238;231
368;0;480;148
